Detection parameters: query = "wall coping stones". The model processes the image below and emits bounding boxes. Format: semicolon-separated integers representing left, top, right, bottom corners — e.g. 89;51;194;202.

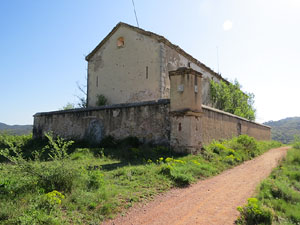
33;99;269;129
202;105;271;129
34;99;170;117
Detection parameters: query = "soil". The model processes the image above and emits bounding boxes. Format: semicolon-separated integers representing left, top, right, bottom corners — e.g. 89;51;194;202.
102;146;290;225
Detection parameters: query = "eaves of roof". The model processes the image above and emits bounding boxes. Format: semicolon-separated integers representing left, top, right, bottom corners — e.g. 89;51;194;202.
85;22;228;84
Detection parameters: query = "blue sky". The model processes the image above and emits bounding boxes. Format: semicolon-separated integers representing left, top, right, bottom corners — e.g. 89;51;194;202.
1;0;299;125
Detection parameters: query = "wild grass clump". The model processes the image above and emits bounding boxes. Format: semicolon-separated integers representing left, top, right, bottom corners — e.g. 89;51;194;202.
201;135;281;167
99;135;178;162
236;141;300;224
156;135;281;187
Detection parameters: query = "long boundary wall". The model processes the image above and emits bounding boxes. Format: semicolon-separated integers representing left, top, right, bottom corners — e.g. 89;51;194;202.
33;99;270;151
33;99;170;145
201;105;271;145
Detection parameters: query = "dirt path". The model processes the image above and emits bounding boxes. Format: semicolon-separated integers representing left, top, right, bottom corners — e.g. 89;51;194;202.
103;146;290;225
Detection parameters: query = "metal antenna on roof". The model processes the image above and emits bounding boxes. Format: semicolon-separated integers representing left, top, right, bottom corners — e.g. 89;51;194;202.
131;0;140;27
216;46;220;74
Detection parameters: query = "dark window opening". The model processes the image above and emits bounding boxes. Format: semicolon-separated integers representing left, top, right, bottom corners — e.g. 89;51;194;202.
178;123;182;131
146;66;148;79
237;122;241;135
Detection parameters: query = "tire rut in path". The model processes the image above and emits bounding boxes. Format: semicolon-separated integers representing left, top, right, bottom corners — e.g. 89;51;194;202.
102;146;290;225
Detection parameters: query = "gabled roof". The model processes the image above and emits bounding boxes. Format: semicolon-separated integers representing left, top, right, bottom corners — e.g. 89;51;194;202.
85;22;228;83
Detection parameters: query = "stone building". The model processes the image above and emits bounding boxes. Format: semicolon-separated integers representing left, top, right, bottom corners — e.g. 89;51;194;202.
86;22;227;107
33;23;271;153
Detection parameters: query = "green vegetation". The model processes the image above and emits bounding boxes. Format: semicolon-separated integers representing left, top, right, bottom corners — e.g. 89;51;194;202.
210;79;256;121
61;103;75;110
0;133;280;224
264;117;300;144
236;198;273;225
236;138;300;225
96;94;108;106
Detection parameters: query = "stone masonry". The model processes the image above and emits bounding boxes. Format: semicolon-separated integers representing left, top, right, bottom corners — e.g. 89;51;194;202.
34;68;271;153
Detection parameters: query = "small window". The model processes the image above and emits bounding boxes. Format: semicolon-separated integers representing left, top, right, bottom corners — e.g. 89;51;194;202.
117;37;124;47
178;123;182;131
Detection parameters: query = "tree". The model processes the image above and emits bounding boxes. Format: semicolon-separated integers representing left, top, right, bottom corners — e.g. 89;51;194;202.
61;103;75;110
75;79;87;108
210;79;256;121
61;77;88;110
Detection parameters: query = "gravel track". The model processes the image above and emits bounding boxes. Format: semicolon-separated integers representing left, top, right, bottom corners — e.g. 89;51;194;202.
102;146;290;225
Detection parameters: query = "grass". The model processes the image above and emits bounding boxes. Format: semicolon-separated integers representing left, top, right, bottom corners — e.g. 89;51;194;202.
0;133;281;225
236;141;300;225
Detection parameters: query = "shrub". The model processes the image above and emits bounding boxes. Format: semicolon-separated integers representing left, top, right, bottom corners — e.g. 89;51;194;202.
210;142;227;155
35;161;77;193
44;132;74;160
70;148;94;160
61;103;75;110
236;135;258;155
292;135;300;150
160;160;194;187
96;94;108;106
0;133;76;193
86;170;105;190
39;190;65;211
236;198;273;225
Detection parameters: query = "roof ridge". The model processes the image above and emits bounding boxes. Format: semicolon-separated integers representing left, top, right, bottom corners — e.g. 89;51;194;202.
85;22;228;84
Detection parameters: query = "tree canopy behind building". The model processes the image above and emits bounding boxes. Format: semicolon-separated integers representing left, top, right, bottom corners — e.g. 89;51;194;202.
210;80;256;121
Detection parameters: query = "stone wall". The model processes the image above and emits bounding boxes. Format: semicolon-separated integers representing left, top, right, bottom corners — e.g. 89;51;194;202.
34;66;270;152
167;67;270;153
201;105;271;145
33;99;270;151
33;99;170;144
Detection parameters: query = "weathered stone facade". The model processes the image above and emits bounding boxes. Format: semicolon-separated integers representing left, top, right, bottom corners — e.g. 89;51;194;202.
85;22;227;107
201;106;271;144
34;100;170;145
34;68;271;153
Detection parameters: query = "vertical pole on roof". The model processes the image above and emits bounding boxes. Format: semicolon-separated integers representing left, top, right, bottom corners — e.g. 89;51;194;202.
131;0;140;27
217;46;220;74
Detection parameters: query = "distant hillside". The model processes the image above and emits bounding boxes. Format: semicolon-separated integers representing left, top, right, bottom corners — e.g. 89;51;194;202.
0;122;32;135
264;117;300;144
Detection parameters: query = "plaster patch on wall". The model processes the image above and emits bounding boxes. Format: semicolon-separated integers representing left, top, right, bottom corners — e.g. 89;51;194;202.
93;53;104;72
113;109;120;117
127;89;157;103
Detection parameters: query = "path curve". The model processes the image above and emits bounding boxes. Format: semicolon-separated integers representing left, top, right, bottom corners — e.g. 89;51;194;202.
103;146;290;225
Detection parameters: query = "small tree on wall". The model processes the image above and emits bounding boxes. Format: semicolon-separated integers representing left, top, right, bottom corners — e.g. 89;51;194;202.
210;79;256;121
76;80;87;108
